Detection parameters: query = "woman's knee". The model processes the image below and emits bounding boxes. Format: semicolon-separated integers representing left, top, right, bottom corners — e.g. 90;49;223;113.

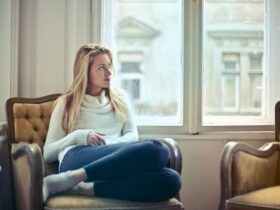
141;140;170;164
160;168;182;197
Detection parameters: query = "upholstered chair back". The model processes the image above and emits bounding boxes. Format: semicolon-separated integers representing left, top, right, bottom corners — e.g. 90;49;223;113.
6;94;61;175
230;148;280;197
6;94;60;149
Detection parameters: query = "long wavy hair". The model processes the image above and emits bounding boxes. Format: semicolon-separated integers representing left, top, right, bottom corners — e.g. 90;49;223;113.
61;43;127;133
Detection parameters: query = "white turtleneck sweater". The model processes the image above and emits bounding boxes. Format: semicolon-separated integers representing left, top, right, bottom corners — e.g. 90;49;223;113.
43;90;139;164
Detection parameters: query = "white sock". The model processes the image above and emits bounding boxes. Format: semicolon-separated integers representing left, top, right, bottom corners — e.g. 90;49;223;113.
43;171;79;202
68;182;94;196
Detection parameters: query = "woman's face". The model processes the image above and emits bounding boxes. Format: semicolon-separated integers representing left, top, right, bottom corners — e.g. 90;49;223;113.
87;53;112;96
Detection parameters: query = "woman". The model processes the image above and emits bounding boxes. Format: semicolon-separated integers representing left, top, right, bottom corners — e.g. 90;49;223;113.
43;43;181;202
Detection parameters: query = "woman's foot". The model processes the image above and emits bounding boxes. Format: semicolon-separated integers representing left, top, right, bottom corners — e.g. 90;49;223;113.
68;182;94;196
43;171;80;202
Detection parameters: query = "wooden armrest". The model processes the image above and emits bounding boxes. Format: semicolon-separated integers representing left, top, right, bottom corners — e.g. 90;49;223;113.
219;141;280;210
11;143;44;210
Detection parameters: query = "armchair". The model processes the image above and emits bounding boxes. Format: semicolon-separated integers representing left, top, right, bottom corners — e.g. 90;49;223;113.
6;94;184;210
218;101;280;210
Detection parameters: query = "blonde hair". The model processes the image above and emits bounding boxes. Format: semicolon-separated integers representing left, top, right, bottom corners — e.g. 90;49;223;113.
61;43;127;133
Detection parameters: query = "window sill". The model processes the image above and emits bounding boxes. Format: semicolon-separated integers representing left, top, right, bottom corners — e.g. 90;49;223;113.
140;130;275;141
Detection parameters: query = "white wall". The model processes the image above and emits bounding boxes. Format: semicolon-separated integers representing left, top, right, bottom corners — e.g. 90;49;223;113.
0;0;12;121
1;0;274;209
18;0;94;97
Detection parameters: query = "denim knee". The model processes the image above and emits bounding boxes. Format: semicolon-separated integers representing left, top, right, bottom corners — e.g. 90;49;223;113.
142;140;170;167
160;168;182;199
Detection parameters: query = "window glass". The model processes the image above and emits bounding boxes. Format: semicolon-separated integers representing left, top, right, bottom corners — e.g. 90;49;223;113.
112;0;183;125
203;0;265;125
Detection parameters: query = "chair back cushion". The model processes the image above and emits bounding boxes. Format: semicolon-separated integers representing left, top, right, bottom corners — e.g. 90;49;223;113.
6;94;61;150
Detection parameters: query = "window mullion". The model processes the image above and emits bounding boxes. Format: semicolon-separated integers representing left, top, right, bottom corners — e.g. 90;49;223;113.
90;0;102;43
188;0;201;134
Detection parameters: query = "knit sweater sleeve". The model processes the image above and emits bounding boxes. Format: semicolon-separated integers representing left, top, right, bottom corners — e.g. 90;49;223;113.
43;98;91;163
113;95;139;143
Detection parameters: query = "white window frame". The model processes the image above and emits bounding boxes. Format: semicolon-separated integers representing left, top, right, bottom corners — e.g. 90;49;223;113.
91;0;280;136
199;0;280;132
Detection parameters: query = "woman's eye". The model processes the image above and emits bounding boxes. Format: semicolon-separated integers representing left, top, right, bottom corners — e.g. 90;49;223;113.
98;65;112;71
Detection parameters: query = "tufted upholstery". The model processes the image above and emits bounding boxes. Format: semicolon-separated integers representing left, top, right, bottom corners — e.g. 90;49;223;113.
6;94;61;150
5;94;184;210
13;102;55;149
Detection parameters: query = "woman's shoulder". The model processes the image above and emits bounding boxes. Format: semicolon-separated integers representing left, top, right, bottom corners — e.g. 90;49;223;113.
56;95;66;104
52;95;66;111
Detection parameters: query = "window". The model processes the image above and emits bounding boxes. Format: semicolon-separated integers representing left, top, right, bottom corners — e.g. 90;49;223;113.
248;52;263;111
121;62;141;73
103;0;183;127
118;53;144;103
100;0;280;133
201;0;276;127
221;53;240;112
122;79;141;100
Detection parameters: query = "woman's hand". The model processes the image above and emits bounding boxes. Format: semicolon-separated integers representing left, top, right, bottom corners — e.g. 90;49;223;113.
87;131;106;146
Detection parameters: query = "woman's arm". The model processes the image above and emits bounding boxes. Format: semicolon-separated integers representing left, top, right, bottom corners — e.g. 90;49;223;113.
43;98;91;163
114;95;139;143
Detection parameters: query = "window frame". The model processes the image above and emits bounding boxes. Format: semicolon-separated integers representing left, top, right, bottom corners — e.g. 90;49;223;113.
98;0;189;135
199;0;279;132
95;0;279;136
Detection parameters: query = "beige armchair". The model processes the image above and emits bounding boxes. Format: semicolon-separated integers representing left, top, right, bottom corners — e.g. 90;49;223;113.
6;94;184;210
218;101;280;210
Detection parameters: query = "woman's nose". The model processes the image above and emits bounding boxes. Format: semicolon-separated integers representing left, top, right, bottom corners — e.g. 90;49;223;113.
105;68;112;76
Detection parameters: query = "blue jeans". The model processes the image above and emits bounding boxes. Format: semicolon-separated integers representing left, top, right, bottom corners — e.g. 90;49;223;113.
60;140;181;201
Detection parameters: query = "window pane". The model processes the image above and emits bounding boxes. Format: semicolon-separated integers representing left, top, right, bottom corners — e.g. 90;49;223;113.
249;74;262;109
249;52;262;70
121;79;140;100
203;0;265;125
121;62;141;73
222;75;238;109
112;0;183;125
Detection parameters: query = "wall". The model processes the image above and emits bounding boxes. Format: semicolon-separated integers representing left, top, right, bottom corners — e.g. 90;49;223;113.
18;0;95;97
0;0;12;121
1;0;274;210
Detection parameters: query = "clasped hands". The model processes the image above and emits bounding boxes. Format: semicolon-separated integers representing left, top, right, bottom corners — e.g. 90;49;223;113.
87;130;106;146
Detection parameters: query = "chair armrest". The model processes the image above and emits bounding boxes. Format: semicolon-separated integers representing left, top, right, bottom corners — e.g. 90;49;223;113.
11;143;44;210
158;138;182;175
218;141;280;210
0;121;7;136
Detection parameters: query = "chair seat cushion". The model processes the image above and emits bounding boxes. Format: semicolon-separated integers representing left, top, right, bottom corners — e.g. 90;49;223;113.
45;194;183;210
227;186;280;210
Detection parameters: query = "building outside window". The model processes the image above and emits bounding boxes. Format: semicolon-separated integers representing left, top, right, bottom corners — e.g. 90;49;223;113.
221;53;240;112
202;0;268;126
120;61;143;102
248;52;263;111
